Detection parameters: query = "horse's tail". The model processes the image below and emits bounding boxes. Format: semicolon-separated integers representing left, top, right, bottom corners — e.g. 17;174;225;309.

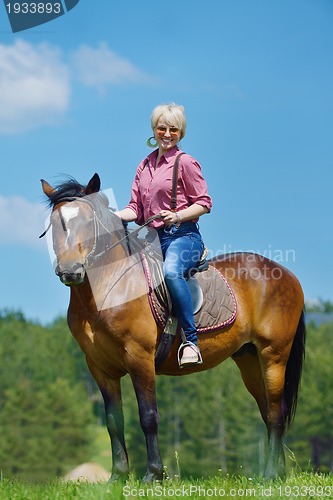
283;308;306;429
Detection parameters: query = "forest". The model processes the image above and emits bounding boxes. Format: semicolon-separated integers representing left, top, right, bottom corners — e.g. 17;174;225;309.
0;308;332;482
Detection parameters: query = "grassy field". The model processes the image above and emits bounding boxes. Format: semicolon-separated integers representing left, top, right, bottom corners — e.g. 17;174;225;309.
0;473;332;499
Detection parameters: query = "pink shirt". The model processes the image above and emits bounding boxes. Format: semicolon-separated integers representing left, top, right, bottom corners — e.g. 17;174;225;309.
126;146;212;229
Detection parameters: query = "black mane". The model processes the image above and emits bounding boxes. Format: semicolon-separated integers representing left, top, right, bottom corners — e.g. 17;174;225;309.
47;176;110;215
47;177;86;207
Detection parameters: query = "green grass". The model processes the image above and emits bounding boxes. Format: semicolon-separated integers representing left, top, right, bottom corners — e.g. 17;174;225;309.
0;473;332;499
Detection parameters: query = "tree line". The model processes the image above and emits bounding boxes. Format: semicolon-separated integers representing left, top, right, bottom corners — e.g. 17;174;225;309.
0;309;332;481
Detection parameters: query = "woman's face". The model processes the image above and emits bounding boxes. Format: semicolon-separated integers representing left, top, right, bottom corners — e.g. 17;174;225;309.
154;117;181;152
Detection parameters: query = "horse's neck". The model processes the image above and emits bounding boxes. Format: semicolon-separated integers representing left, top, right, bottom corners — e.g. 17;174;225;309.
74;243;146;314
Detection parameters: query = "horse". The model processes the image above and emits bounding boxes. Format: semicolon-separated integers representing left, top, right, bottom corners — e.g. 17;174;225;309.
41;173;305;481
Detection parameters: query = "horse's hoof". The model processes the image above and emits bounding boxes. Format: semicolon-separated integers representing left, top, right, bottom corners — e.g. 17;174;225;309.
142;469;163;483
108;471;129;483
263;468;286;480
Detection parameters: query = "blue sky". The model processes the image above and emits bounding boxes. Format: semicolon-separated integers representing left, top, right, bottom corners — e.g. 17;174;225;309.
0;0;332;323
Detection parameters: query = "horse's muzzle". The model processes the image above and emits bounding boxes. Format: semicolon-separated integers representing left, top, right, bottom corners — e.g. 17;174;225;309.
55;263;86;286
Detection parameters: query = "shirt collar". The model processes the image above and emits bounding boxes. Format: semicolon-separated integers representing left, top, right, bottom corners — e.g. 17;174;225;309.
162;145;180;163
147;146;181;168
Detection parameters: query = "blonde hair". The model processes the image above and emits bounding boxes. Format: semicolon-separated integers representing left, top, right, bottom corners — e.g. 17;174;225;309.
151;103;187;140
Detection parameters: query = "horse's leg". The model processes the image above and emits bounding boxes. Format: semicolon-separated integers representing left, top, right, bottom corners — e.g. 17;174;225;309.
259;353;288;478
233;344;287;478
100;379;130;482
129;362;163;482
232;345;267;424
87;361;129;481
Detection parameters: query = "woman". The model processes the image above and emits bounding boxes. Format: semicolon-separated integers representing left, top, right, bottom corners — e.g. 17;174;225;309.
116;103;212;367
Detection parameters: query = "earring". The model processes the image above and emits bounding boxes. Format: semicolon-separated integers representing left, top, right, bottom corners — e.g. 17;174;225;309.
147;136;158;148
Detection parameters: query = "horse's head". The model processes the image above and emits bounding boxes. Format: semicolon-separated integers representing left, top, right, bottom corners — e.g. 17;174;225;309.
41;173;106;286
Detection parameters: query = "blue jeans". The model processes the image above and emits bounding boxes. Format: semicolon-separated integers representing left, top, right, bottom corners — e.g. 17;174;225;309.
158;222;204;345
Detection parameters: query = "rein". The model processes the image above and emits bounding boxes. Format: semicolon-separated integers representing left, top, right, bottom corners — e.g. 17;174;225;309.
39;196;163;266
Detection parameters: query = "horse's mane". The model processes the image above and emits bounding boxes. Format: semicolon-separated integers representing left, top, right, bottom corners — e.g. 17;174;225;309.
46;177;84;207
47;177;109;209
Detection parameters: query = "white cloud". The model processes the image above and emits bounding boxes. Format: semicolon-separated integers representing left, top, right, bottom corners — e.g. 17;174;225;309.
0;40;70;133
71;42;154;91
0;40;155;133
0;196;48;248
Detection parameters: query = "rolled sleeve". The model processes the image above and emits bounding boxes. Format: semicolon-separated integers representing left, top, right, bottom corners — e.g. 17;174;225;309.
125;163;145;225
180;157;212;212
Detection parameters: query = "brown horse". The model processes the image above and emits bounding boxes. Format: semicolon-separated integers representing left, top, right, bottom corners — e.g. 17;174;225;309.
41;173;305;481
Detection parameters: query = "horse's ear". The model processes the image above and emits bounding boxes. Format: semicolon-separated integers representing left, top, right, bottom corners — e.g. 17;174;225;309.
41;179;56;199
85;173;101;195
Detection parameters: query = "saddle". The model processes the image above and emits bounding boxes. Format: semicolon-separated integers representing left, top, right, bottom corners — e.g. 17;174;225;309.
140;243;237;369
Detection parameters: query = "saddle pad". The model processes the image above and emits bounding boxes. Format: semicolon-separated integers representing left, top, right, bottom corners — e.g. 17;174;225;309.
141;252;237;334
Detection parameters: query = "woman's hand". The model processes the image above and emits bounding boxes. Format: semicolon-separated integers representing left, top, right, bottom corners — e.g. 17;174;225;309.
159;210;180;227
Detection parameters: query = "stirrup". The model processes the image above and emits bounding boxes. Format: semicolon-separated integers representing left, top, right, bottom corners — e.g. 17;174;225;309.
177;341;203;368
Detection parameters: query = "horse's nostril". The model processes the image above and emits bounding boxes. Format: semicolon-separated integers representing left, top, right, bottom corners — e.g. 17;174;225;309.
72;263;85;273
59;271;85;286
55;263;85;284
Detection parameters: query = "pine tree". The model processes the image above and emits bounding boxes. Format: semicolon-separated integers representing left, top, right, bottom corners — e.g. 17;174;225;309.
0;311;96;481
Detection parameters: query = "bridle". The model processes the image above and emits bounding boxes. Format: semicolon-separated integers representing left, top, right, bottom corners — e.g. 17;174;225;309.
40;196;162;268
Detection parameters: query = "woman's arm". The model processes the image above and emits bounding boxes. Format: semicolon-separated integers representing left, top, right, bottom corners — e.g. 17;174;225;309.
114;207;137;222
177;203;208;221
160;204;208;227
